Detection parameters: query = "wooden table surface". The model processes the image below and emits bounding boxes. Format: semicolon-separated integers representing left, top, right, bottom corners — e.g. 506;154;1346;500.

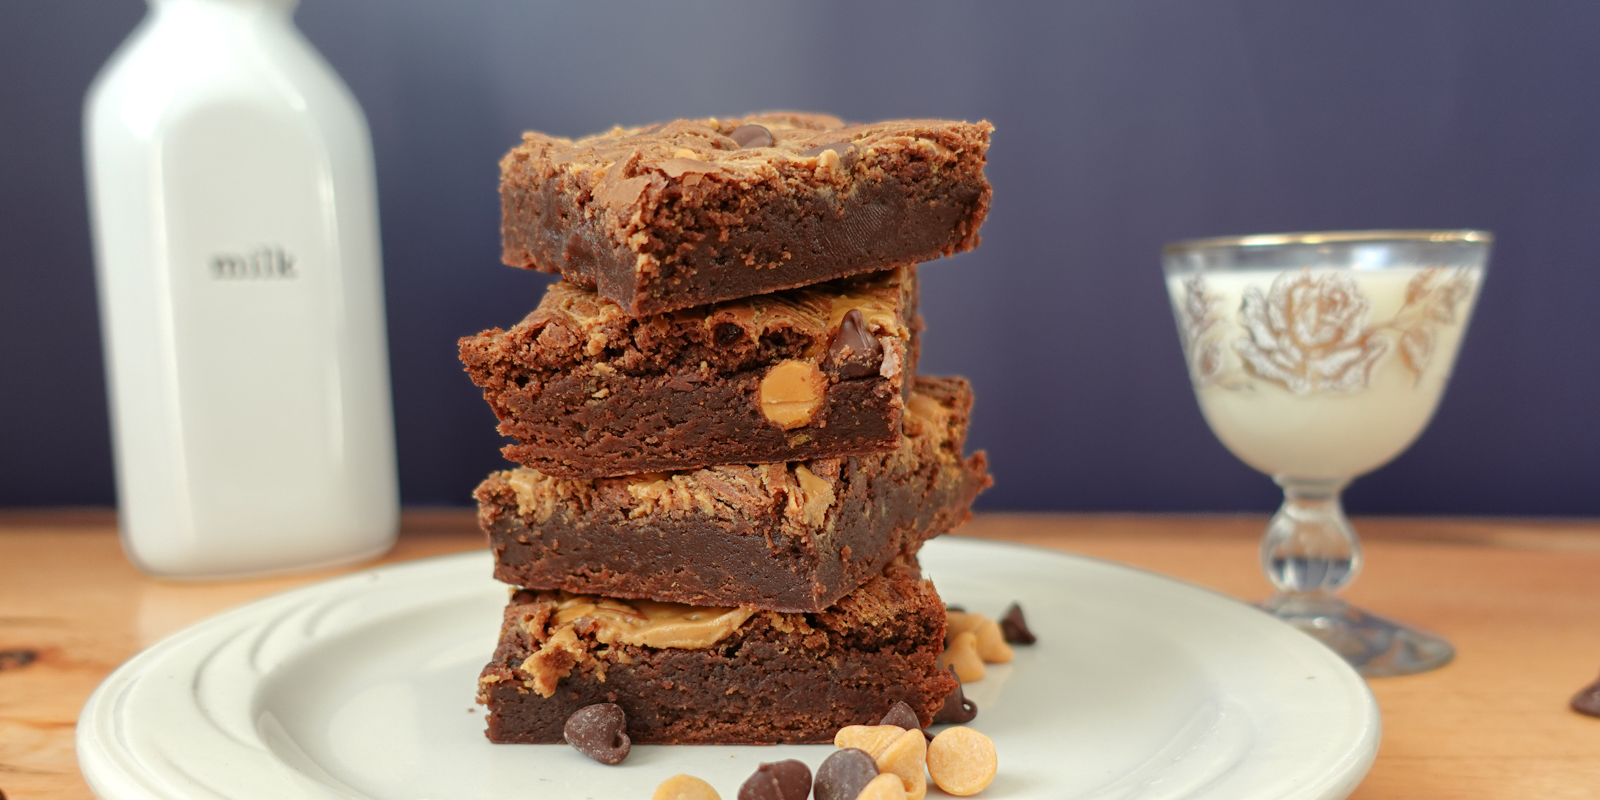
2;510;1598;799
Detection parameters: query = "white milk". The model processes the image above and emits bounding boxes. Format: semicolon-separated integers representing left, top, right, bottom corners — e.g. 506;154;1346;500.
1167;267;1482;480
85;0;398;577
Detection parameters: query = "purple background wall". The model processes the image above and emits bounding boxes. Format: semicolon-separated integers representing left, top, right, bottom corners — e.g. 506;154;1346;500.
3;1;1597;514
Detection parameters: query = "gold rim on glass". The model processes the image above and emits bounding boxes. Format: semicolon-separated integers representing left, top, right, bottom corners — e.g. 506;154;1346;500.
1163;229;1493;255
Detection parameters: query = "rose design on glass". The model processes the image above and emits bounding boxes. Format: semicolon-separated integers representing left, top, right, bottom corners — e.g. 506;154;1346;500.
1393;268;1476;382
1234;269;1389;394
1176;274;1224;385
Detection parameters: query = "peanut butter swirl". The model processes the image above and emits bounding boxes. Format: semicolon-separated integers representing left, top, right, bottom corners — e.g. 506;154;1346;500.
509;593;759;697
497;381;961;526
537;265;911;354
552;594;756;650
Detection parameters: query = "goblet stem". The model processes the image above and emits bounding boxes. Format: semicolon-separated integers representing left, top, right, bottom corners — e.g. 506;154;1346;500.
1261;477;1360;599
1257;477;1455;677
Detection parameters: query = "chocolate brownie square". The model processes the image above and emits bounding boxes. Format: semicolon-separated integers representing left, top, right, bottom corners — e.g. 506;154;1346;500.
476;376;989;613
460;266;918;479
500;112;991;316
477;559;959;745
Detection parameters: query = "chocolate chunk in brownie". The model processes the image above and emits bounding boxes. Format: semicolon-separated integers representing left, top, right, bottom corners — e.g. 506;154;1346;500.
476;376;990;613
500;113;992;316
460;267;920;479
477;559;960;745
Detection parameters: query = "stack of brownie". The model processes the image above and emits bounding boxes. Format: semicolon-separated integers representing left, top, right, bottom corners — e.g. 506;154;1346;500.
460;112;994;745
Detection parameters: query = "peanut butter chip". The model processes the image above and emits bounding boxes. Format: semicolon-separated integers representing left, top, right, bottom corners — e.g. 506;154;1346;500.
834;725;904;755
854;773;908;800
793;464;835;527
758;360;826;429
945;611;983;643
834;726;926;800
974;618;1014;663
939;631;986;682
873;727;928;800
927;727;997;796
654;773;721;800
947;611;1013;663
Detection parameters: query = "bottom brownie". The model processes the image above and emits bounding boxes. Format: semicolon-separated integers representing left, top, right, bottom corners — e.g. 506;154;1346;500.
477;560;957;745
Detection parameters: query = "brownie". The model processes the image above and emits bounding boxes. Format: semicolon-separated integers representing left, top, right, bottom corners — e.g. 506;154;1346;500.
460;266;920;479
476;376;989;613
500;112;992;316
477;559;959;745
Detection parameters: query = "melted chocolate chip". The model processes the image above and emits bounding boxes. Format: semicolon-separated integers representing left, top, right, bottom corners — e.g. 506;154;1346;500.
827;309;883;379
798;141;858;169
714;321;745;346
880;700;921;730
738;759;812;800
945;604;966;613
1001;601;1037;645
563;703;630;764
0;649;38;671
933;666;978;724
1572;672;1600;717
730;124;775;149
814;748;879;800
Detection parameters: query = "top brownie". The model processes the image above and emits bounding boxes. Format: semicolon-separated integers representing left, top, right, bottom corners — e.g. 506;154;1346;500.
500;112;992;316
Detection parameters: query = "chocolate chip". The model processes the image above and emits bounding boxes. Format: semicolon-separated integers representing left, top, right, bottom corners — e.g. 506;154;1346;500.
933;667;978;724
563;703;630;764
827;308;883;379
714;321;745;346
814;747;879;800
798;141;858;169
1001;602;1036;644
880;700;921;730
730;124;775;149
1572;672;1600;717
737;759;812;800
945;604;966;613
0;649;38;671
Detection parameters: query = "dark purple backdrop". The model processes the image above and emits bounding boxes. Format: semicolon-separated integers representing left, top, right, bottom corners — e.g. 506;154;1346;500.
3;1;1598;514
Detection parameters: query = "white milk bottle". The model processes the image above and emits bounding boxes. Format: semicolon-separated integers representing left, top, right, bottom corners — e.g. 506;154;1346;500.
84;0;399;578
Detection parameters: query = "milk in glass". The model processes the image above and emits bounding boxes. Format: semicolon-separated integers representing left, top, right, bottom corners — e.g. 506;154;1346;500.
1167;266;1482;480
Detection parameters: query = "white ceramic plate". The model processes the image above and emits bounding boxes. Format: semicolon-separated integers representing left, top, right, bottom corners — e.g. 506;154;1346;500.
78;537;1378;800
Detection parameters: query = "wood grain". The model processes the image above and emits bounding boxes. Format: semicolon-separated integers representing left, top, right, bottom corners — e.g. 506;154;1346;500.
2;510;1597;799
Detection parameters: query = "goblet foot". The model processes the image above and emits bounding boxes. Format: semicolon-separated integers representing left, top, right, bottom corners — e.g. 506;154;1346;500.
1260;593;1454;677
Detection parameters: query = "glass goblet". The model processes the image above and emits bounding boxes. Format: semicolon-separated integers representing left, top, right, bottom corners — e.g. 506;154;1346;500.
1162;230;1491;677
